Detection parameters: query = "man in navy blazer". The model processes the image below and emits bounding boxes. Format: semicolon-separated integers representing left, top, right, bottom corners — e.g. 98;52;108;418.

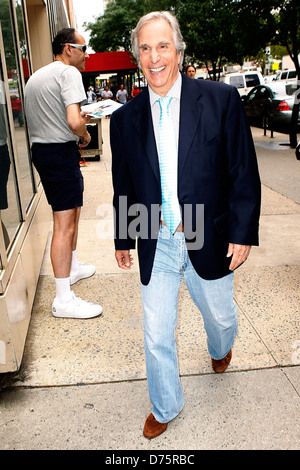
110;11;261;439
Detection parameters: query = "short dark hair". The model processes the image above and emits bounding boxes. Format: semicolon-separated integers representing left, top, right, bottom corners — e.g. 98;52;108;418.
52;28;77;55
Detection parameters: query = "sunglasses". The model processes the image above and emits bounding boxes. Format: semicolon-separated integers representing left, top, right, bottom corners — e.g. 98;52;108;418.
61;43;87;53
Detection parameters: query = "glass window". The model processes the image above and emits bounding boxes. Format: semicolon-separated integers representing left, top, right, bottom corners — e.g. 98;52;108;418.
245;74;260;88
247;88;259;102
15;0;30;83
288;70;296;79
0;58;22;256
229;75;244;88
258;87;271;99
1;0;35;212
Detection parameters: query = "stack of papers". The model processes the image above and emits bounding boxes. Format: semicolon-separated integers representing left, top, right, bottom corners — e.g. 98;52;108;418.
81;99;123;118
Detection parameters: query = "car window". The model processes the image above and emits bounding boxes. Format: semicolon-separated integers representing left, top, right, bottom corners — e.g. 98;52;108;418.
259;87;271;98
288;70;296;79
245;74;260;87
229;76;244;88
281;71;288;79
247;88;259;101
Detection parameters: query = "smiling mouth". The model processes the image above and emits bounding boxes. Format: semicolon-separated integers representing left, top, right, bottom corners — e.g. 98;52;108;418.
150;66;166;73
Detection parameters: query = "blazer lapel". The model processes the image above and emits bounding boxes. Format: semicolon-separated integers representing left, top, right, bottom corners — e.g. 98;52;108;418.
132;77;204;184
133;89;160;183
178;75;204;178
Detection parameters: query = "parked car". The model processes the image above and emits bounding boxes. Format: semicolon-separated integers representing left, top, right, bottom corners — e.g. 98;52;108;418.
241;83;300;133
273;69;297;82
220;71;264;96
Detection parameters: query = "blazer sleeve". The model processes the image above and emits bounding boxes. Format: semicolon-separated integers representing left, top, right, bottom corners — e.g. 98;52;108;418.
224;86;261;246
110;112;137;251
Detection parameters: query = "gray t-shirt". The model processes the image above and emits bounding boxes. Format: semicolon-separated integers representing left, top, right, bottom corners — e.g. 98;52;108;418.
116;88;128;104
24;61;87;144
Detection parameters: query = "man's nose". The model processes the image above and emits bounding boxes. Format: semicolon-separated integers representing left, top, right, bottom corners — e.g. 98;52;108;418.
150;49;160;63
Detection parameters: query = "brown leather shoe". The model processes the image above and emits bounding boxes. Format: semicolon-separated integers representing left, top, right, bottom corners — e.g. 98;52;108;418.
212;349;232;373
143;413;168;439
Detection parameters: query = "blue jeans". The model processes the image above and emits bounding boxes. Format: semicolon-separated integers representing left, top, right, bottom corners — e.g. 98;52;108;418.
141;224;238;423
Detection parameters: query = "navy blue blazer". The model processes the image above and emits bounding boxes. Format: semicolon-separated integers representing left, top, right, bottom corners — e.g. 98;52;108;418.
110;72;261;285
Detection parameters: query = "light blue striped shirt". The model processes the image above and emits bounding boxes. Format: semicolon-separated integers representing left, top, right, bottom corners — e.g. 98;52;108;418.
148;73;182;222
148;72;182;156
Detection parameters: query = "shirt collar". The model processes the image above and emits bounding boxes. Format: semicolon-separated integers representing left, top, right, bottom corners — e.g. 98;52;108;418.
149;72;182;106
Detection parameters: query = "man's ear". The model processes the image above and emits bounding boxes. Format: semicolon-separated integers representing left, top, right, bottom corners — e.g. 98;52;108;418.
177;50;181;66
63;44;72;57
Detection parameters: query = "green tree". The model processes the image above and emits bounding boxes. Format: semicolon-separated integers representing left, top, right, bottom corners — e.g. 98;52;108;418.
274;0;300;76
178;0;237;80
0;0;16;71
86;0;180;53
86;0;143;52
177;0;276;80
86;0;277;81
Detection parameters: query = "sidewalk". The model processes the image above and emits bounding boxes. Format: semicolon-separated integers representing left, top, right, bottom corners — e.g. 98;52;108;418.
0;120;299;450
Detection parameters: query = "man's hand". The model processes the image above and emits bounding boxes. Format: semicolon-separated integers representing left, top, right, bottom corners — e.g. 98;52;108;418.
227;243;251;271
79;131;91;147
115;250;133;270
80;110;91;124
67;104;91;146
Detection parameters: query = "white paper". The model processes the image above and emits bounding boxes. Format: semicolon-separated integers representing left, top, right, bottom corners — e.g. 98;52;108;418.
81;99;123;117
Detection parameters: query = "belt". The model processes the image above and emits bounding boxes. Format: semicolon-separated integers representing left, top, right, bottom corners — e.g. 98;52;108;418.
161;221;184;232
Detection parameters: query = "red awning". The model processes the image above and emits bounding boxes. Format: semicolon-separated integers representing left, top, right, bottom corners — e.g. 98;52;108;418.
83;51;138;73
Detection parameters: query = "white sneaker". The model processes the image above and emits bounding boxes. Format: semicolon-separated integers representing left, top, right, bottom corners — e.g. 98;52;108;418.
52;292;102;319
70;261;96;285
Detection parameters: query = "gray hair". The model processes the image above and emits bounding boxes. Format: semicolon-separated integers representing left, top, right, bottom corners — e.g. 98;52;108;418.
131;11;186;70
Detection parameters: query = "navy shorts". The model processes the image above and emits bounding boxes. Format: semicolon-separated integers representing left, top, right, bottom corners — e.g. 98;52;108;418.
31;141;83;212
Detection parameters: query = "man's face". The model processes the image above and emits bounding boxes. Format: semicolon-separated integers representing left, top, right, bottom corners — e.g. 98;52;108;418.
70;32;89;71
138;18;181;96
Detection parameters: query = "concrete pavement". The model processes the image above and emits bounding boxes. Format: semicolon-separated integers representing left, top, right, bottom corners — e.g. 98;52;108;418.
0;120;299;451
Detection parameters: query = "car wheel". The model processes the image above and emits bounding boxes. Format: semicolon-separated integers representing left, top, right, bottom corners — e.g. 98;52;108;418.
296;143;300;161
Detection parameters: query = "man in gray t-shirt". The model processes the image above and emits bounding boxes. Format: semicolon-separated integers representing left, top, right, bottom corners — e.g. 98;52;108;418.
24;28;102;320
101;85;113;100
116;84;128;104
25;61;87;144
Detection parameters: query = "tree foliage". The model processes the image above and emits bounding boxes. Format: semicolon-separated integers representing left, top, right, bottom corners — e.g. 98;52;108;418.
177;0;278;79
273;0;300;76
177;0;237;79
86;0;180;52
86;0;298;83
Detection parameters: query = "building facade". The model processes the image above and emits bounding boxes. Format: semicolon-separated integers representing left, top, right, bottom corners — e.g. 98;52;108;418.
0;0;76;373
